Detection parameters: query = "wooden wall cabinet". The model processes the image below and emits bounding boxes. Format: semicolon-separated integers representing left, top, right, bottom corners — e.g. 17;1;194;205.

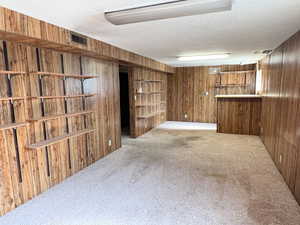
216;96;262;135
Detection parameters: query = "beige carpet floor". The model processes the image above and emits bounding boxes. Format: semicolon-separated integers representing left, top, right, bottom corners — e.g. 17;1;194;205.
0;122;300;225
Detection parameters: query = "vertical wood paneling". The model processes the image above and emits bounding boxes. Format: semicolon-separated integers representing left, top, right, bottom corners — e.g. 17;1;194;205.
193;67;217;123
0;8;5;31
81;57;121;155
0;130;15;214
4;8;27;35
260;30;300;205
27;16;41;39
182;67;194;121
167;65;256;123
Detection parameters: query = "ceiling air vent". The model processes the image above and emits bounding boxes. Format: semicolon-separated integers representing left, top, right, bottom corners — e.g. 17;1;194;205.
209;67;221;75
71;32;87;45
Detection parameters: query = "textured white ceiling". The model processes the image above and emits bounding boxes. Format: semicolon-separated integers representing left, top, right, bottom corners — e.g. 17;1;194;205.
1;0;300;66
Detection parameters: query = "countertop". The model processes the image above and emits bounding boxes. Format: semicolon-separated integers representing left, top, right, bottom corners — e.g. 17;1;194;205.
215;95;262;99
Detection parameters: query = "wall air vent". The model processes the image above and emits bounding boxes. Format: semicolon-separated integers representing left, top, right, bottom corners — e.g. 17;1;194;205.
71;32;87;45
254;49;273;55
262;49;273;55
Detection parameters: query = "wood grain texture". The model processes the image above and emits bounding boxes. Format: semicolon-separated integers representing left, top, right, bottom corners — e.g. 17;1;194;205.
81;56;121;157
0;6;174;74
260;30;300;205
167;65;256;123
216;97;262;135
0;40;122;216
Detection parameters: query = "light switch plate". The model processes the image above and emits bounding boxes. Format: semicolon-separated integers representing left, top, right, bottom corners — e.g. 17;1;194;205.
108;139;112;146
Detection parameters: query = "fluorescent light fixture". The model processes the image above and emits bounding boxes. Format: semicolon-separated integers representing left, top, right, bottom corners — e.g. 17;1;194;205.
105;0;232;25
177;53;230;61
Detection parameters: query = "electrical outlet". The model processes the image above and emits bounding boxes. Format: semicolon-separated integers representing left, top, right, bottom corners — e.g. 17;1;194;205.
184;114;188;119
108;139;112;147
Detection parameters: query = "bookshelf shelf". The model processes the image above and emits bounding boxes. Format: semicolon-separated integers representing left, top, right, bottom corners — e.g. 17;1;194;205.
26;129;96;150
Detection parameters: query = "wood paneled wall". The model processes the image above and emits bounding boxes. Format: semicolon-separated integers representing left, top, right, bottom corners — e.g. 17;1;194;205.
0;40;121;216
260;30;300;205
129;67;167;137
167;64;256;123
0;6;174;74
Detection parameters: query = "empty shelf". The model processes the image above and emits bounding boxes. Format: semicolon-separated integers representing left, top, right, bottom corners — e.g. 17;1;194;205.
0;122;27;131
0;97;26;101
215;84;249;88
219;70;256;74
30;72;97;79
136;92;152;94
28;110;95;122
0;70;26;75
136;104;159;107
30;94;96;100
26;129;96;150
135;80;162;82
136;92;162;95
137;112;160;119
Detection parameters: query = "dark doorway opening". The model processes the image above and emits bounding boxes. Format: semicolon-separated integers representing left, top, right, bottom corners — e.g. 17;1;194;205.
119;66;130;136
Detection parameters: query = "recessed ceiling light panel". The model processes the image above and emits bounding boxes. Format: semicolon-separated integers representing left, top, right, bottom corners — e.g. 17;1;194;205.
105;0;232;25
177;53;230;61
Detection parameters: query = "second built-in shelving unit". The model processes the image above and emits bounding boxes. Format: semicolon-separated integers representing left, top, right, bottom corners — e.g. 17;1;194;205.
134;78;165;120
